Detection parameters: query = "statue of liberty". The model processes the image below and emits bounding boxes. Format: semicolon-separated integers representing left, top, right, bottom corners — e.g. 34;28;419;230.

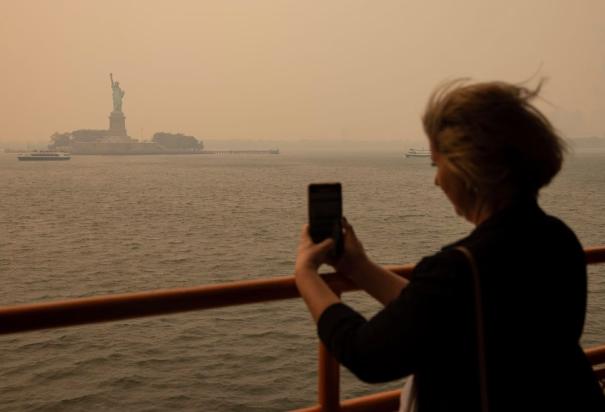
110;73;125;112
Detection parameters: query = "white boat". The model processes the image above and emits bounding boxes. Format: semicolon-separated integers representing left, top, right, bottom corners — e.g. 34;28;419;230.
17;151;71;161
405;148;430;158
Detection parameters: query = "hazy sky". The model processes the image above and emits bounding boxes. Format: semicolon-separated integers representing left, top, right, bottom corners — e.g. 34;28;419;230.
1;0;604;145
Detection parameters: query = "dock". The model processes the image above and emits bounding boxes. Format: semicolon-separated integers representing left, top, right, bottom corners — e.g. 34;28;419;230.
200;149;279;155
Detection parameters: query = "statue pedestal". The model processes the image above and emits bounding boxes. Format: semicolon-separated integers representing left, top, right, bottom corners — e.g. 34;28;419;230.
109;111;127;136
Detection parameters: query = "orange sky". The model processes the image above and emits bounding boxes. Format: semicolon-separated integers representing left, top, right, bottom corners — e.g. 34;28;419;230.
1;0;604;145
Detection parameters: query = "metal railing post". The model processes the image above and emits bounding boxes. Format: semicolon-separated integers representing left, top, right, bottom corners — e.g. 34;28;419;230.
318;341;340;411
318;289;341;412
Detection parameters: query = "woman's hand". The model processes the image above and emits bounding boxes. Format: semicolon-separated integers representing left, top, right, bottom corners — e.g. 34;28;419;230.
332;218;370;276
295;225;341;322
295;224;335;276
335;218;408;305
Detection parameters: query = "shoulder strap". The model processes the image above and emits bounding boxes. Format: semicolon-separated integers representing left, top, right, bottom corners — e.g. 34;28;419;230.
455;246;489;412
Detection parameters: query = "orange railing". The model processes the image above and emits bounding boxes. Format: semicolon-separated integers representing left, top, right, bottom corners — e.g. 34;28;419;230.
1;246;605;411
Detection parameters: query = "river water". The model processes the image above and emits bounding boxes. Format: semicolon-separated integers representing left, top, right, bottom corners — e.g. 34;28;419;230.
1;149;604;411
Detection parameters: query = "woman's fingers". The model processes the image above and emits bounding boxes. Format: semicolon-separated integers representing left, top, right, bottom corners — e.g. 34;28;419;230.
342;217;359;246
301;224;336;250
342;217;354;235
298;224;334;255
315;237;334;255
342;216;350;227
300;223;310;238
299;224;315;246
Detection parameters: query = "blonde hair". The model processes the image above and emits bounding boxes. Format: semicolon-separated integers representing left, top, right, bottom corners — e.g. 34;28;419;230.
423;79;565;203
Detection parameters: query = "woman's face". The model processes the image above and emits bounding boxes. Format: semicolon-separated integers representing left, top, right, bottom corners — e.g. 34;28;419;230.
429;141;474;222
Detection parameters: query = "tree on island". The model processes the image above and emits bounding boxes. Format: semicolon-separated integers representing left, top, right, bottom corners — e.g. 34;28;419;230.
48;129;114;150
151;132;203;150
49;132;72;148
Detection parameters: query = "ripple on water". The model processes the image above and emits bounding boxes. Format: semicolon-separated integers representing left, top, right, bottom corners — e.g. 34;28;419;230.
0;153;604;410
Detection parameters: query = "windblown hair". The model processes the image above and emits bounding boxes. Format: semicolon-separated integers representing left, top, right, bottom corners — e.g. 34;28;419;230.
422;79;565;203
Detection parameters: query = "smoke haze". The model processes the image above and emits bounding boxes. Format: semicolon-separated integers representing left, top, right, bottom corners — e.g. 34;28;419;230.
1;0;604;148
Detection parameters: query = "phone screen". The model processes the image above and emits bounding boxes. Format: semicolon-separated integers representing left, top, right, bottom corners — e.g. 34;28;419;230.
308;183;343;257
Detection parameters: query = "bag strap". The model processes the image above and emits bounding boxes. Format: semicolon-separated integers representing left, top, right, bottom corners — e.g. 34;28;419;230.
455;246;489;412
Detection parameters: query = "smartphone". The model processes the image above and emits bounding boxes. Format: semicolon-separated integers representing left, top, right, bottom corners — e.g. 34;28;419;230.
308;183;343;258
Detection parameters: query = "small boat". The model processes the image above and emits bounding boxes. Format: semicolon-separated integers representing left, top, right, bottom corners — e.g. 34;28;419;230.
17;151;71;161
405;148;430;158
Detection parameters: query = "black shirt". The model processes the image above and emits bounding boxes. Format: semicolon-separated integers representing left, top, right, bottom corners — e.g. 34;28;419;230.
318;199;605;411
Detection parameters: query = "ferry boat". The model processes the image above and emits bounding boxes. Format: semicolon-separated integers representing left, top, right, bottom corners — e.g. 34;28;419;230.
17;151;71;161
405;148;431;158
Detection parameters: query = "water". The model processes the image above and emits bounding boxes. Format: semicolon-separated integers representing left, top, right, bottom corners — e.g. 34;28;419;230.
1;150;604;411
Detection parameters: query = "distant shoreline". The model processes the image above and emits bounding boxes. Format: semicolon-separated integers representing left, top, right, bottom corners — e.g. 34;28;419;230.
565;136;605;148
3;148;280;155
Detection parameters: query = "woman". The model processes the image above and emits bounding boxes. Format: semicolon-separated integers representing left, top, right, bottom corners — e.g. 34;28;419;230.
295;80;605;411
